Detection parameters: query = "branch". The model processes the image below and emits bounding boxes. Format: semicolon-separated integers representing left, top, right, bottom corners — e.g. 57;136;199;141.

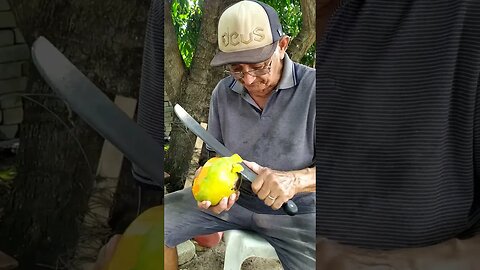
288;0;316;62
164;1;187;103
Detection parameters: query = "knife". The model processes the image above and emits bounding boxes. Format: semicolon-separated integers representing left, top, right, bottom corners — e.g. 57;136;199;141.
174;104;298;216
31;36;164;187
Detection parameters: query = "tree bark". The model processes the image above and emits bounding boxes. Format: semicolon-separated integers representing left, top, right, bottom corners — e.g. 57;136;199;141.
164;0;237;191
288;0;316;62
164;1;186;102
0;0;147;268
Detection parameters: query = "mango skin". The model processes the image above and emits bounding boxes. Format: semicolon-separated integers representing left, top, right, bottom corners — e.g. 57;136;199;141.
104;206;163;270
192;154;244;205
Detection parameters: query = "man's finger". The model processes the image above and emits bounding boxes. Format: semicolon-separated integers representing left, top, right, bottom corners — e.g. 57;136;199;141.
244;160;266;193
271;197;286;210
211;197;228;214
198;200;211;209
263;195;275;207
226;193;237;210
251;176;265;194
257;186;270;200
243;160;262;173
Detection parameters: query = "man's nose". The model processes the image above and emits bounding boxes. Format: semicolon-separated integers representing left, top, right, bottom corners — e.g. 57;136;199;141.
242;73;256;85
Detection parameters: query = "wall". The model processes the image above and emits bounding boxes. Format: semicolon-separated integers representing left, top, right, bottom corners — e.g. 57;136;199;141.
0;0;29;143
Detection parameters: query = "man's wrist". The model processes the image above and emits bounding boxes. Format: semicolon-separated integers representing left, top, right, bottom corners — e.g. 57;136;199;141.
292;167;316;194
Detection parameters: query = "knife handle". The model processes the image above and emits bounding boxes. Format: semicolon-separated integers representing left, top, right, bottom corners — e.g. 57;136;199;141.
283;200;298;216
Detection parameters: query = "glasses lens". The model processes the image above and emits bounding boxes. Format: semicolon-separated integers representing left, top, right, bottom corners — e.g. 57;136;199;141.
249;68;269;77
231;72;243;79
227;59;272;79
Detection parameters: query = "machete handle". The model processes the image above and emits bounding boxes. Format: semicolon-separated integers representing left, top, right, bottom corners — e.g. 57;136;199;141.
283;200;298;216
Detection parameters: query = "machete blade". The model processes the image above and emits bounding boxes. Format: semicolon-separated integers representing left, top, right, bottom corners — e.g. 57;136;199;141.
31;36;163;186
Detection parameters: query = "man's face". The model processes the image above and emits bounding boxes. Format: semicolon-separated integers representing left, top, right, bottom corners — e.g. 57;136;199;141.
227;48;283;98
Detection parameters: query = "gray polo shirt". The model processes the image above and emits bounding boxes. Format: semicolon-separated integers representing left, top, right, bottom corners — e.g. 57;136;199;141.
207;54;315;214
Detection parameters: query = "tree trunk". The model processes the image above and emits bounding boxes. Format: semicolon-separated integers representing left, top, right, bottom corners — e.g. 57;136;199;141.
289;0;316;62
0;0;147;268
164;0;237;191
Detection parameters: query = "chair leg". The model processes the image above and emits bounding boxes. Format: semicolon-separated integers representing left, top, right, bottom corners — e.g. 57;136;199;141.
223;235;247;270
223;230;279;270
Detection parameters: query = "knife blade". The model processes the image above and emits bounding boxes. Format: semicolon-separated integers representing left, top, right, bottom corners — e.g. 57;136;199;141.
31;36;164;187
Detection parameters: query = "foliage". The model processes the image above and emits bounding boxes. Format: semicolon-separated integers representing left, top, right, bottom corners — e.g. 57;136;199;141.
171;0;203;67
262;0;315;67
171;0;315;67
0;166;16;183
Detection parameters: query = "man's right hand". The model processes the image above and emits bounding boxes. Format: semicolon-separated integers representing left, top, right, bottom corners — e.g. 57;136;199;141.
197;191;239;214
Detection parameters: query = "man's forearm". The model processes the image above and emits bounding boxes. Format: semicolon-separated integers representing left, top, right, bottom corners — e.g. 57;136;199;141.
293;167;316;193
317;234;480;270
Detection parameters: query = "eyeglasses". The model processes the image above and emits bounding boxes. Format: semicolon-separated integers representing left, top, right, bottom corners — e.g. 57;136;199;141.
226;59;273;79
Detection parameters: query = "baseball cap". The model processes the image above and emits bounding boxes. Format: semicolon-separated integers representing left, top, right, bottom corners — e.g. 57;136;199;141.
210;0;284;66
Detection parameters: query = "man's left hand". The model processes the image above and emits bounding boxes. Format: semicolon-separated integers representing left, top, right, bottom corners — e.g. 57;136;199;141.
244;160;297;210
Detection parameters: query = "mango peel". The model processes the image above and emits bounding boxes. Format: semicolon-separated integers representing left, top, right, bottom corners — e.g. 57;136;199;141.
192;154;244;205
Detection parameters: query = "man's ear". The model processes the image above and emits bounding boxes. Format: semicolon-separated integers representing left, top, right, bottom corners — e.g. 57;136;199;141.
279;36;290;59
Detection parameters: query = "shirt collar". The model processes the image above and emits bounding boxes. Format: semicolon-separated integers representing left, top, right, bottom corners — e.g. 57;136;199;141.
230;53;297;94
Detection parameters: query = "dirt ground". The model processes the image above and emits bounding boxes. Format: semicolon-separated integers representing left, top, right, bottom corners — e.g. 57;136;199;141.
180;240;283;270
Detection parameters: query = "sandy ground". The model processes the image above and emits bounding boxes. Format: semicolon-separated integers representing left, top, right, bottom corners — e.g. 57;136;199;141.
180;240;283;270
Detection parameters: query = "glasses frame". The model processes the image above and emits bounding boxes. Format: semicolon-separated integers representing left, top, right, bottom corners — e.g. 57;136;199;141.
226;58;273;80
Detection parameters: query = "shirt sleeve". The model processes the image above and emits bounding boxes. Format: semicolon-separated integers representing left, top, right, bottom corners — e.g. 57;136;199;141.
131;0;164;188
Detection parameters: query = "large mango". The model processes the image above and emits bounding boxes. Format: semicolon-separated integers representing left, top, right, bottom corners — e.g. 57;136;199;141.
192;154;244;205
104;205;163;270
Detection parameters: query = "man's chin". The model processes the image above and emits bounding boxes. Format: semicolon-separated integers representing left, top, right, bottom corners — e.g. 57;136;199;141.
245;86;270;95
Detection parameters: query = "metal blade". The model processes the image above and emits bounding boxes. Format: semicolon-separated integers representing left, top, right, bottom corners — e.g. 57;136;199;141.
31;36;163;186
173;104;298;215
173;104;257;182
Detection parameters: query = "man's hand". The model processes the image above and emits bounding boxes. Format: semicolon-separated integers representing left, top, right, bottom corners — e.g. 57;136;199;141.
194;166;240;214
197;192;240;214
244;160;298;210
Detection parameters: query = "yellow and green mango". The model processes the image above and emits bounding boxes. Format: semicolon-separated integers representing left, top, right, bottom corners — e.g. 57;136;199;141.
192;154;244;205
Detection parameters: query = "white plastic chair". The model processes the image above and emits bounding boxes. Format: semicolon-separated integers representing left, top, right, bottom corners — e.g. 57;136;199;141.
223;230;279;270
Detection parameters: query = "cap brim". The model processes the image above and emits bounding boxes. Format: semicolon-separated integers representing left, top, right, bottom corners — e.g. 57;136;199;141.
210;41;278;66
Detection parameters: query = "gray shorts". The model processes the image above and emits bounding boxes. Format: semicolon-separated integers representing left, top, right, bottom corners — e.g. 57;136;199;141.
165;188;315;270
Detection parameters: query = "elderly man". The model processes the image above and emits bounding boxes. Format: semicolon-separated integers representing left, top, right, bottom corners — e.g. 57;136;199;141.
164;1;316;269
